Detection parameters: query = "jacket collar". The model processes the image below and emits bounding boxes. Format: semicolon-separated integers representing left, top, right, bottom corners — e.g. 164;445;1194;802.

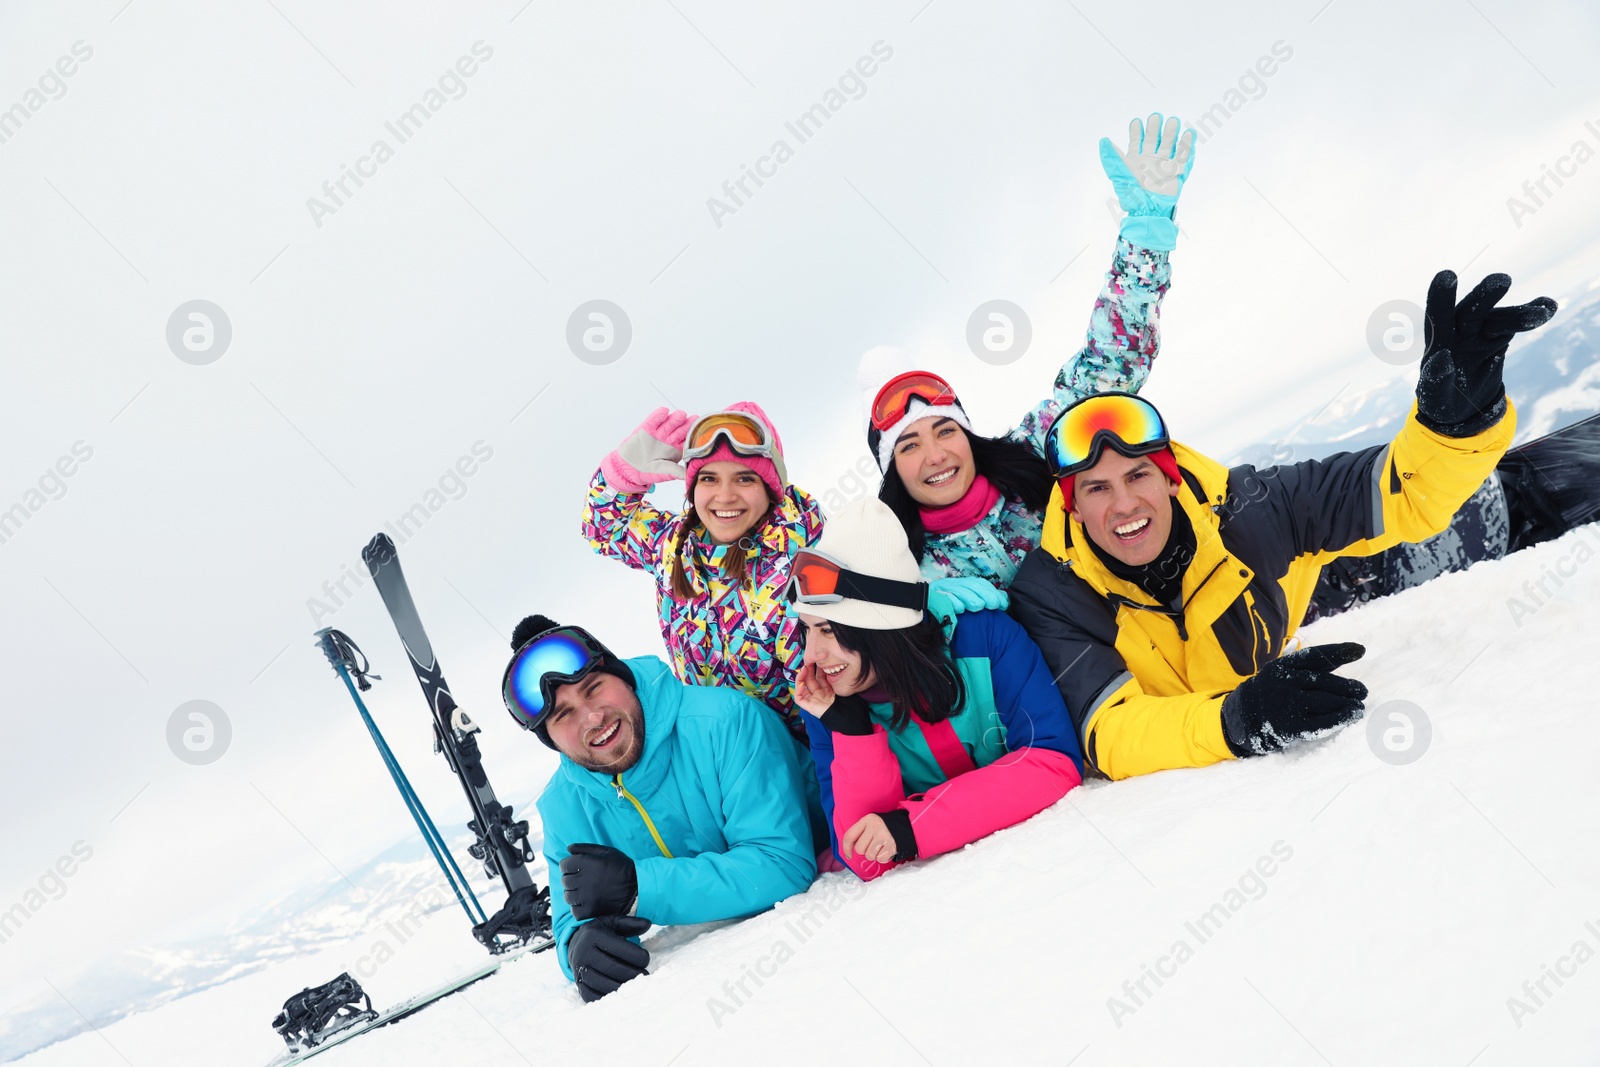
675;493;804;595
556;655;680;800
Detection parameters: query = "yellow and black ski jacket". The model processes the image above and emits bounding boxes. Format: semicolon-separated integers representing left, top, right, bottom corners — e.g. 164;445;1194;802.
1008;403;1515;780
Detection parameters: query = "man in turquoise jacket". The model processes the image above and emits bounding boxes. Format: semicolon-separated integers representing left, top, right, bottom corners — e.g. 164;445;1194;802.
502;614;816;1002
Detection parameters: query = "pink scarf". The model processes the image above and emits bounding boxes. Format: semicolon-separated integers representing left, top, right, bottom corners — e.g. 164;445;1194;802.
918;474;1001;535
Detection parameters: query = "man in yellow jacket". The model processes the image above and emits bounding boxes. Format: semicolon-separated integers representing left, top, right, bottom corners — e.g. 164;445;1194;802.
1008;271;1558;780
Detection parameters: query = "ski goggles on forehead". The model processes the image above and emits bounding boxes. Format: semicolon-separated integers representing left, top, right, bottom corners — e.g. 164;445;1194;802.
1044;392;1171;478
501;626;607;731
869;371;960;432
682;411;787;482
783;549;928;612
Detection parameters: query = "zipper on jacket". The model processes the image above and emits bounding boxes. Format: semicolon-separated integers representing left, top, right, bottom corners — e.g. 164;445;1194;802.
613;775;674;858
1105;558;1228;642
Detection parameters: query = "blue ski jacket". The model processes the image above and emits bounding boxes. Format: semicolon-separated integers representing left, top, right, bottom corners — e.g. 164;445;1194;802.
537;655;818;980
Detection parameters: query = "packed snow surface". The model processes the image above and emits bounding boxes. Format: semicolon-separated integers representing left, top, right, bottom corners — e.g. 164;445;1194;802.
19;525;1600;1067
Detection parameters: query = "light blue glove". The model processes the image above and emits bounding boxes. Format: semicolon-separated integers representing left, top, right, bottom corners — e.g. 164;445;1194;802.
926;576;1009;623
1099;113;1196;252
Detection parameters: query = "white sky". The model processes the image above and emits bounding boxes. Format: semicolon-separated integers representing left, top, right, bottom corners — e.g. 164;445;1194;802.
2;0;1598;1009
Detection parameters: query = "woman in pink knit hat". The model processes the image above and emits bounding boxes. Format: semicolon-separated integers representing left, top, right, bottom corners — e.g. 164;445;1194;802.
580;402;822;740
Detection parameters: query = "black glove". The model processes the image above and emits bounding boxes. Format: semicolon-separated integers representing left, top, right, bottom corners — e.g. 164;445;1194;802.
1415;270;1558;437
567;914;651;1003
1221;643;1369;757
818;694;875;736
560;843;638;921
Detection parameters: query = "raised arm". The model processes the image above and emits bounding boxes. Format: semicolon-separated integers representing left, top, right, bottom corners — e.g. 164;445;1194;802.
1260;270;1555;564
1013;114;1195;454
579;407;696;574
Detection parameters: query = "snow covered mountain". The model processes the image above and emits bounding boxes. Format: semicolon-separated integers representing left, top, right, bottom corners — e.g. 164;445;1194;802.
14;524;1600;1066
1239;283;1600;463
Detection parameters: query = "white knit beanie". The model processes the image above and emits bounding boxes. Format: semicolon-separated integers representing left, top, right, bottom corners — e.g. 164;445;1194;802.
796;497;925;630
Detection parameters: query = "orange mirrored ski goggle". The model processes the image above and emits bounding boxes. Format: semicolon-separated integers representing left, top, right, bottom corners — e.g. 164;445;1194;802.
784;548;927;612
682;410;787;484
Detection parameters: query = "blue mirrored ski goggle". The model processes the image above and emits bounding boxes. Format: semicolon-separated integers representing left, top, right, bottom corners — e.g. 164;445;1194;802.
501;627;607;731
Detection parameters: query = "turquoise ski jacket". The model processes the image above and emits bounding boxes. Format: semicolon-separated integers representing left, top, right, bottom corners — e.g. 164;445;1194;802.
536;655;817;980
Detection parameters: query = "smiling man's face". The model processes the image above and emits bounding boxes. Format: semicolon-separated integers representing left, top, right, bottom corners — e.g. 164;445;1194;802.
1070;450;1181;567
543;670;645;775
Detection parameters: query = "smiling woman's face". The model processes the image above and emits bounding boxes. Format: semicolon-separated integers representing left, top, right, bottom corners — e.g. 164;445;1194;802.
799;614;875;696
692;461;771;544
891;417;976;507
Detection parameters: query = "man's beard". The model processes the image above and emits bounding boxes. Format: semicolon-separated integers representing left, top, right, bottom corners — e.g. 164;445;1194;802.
568;704;645;774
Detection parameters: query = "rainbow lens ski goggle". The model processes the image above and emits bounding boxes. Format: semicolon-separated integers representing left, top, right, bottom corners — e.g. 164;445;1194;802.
869;371;960;432
783;549;927;612
1043;392;1171;478
682;411;788;484
501;626;608;731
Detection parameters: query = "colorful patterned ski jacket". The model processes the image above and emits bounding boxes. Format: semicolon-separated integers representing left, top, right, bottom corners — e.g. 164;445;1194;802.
538;656;817;981
918;237;1172;589
1008;404;1518;781
581;477;824;737
801;609;1083;881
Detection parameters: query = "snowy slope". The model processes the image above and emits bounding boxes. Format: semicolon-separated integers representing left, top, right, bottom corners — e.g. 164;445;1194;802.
18;525;1600;1067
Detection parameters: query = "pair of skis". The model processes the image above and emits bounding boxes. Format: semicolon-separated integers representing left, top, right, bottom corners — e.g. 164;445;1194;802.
269;535;553;1064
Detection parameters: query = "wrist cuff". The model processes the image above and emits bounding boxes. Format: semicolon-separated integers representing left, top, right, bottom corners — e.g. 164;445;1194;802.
1219;692;1254;759
878;809;918;862
1119;215;1179;253
599;454;652;495
820;694;876;736
1416;392;1507;438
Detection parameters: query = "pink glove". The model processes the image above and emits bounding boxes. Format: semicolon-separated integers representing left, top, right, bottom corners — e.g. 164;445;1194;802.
600;407;697;493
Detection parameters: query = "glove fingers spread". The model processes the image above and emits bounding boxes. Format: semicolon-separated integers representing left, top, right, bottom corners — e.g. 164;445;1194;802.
1174;127;1196;176
1278;641;1366;674
1158;114;1180;158
1454;273;1513;334
1480;298;1558;339
1424;270;1458;350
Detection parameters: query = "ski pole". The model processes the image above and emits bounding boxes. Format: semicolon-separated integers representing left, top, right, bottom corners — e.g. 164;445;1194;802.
317;628;488;927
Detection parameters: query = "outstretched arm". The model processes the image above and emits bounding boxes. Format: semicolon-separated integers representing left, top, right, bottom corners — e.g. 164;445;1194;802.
1013;114;1195;453
1262;271;1555;564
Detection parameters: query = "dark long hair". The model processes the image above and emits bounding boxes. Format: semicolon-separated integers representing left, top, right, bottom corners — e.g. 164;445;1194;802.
879;427;1054;559
826;614;967;730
